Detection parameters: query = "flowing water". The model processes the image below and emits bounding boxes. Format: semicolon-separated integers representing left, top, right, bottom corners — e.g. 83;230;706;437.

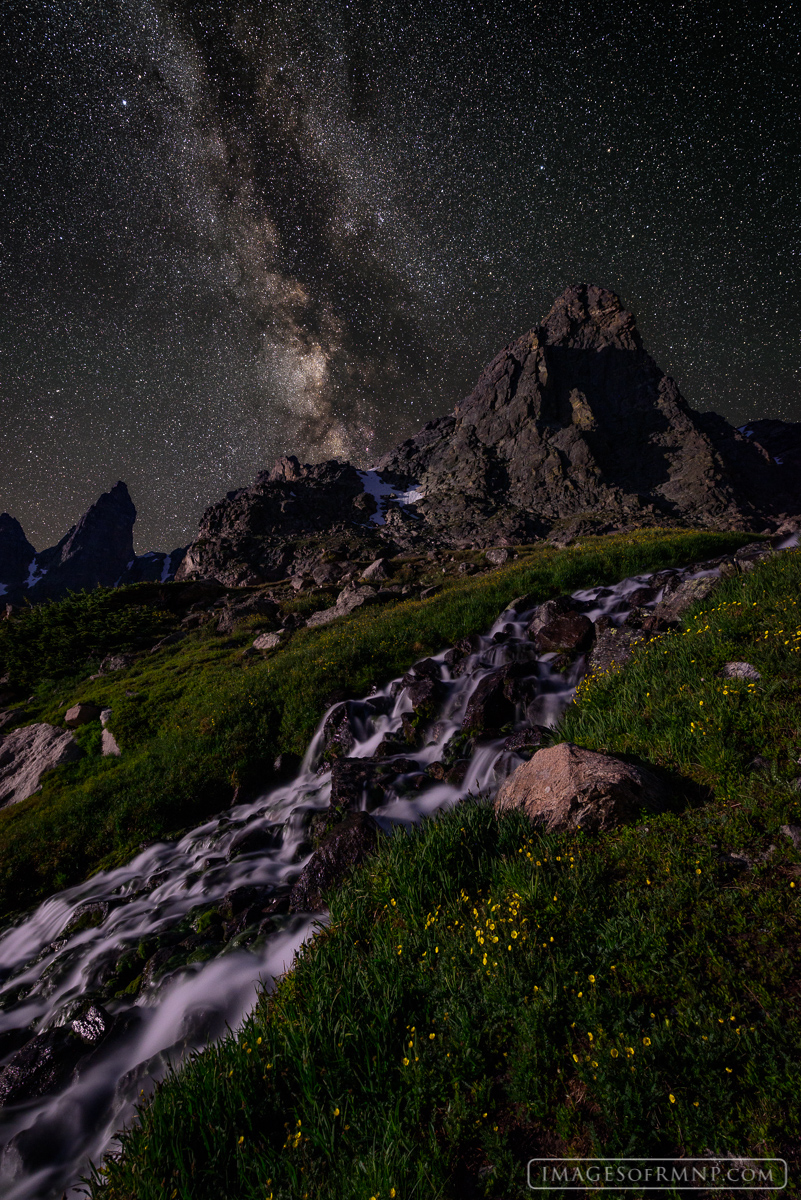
0;548;782;1198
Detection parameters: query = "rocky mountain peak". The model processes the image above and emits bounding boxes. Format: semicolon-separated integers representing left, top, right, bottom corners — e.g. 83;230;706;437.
55;481;135;566
0;514;36;591
1;482;187;605
25;481;136;601
267;455;303;483
170;283;801;588
5;287;799;603
538;283;641;352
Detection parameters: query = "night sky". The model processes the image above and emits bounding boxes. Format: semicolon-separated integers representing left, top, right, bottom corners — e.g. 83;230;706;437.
1;1;799;553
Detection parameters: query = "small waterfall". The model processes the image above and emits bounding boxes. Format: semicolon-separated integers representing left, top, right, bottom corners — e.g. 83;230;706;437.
0;554;745;1198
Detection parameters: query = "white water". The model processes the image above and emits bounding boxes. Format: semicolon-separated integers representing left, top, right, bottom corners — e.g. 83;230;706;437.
0;547;783;1198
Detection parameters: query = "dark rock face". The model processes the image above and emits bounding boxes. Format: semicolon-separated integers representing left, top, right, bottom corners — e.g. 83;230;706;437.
171;285;798;589
461;663;534;735
534;612;595;654
5;287;798;609
289;812;381;912
374;284;792;542
526;595;578;639
328;756;418;810
0;488;186;605
0;514;36;590
0;1001;114;1106
740;419;801;476
175;457;375;587
25;482;136;602
118;547;188;586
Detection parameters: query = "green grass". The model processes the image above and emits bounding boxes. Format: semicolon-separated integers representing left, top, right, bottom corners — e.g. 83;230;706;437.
84;543;801;1199
0;584;182;690
0;529;749;923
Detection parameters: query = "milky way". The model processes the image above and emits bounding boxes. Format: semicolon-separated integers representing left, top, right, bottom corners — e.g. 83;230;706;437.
1;0;799;551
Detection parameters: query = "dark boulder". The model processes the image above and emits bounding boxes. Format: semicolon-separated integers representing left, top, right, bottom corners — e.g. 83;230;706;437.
404;674;442;719
0;1002;114;1106
320;702;357;760
310;561;345;586
446;759;471;786
28;482;136;602
534;612;595;654
64;703;102;729
289;812;382;912
444;636;481;673
401;657;441;685
329;757;417;810
63;901;110;935
226;824;282;859
462;663;534;735
649;574;721;625
503;726;551;753
0;514;36;590
526;595;576;639
215;885;283;939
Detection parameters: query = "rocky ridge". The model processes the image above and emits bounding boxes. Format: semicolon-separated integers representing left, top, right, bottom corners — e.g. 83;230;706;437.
3;286;800;608
176;285;801;586
0;483;186;606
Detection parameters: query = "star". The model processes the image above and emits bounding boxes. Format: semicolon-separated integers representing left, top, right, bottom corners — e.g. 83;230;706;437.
0;0;797;556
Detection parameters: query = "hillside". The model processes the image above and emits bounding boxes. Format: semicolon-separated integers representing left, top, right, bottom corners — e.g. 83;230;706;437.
84;540;801;1200
0;282;800;1199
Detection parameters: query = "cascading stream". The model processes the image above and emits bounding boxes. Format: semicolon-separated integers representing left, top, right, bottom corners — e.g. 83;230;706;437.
0;550;772;1199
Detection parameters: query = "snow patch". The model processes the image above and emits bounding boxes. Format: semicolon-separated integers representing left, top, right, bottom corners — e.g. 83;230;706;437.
0;583;7;597
25;557;46;588
357;470;425;526
160;552;172;583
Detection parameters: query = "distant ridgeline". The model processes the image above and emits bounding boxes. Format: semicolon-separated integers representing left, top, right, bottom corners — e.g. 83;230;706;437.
0;483;186;606
3;285;800;604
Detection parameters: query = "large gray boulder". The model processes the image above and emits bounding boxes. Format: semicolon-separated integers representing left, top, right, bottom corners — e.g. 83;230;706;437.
0;724;82;808
64;703;102;729
495;741;668;833
305;583;382;628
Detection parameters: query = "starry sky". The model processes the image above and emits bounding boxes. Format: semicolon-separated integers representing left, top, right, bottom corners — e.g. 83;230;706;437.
1;0;799;553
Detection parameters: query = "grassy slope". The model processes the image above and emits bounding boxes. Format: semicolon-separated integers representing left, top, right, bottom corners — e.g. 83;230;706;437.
0;529;749;924
86;545;801;1200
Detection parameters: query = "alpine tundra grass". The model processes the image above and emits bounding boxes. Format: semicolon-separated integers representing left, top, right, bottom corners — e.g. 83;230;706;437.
0;528;748;923
86;545;801;1199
